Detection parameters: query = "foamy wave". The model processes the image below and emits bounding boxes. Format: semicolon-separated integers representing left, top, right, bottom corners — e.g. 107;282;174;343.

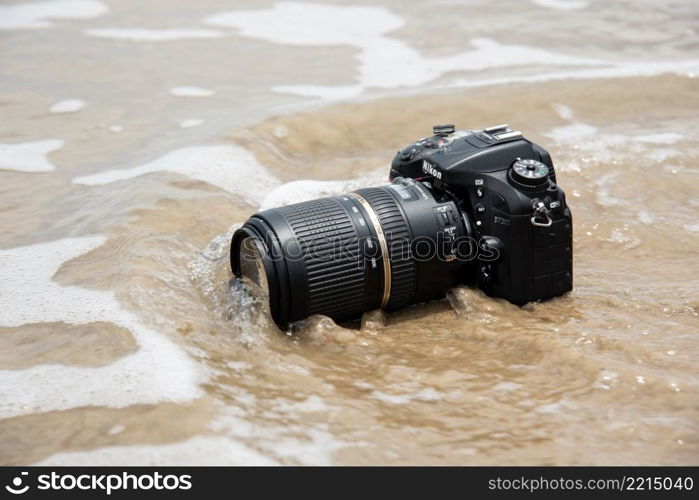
443;59;699;91
210;410;351;464
36;436;276;465
0;139;64;173
73;145;280;206
0;237;203;419
0;0;107;30
204;3;604;100
259;167;386;210
545;122;598;142
532;0;587;10
72;144;381;217
179;119;204;128
370;388;443;405
86;28;224;41
204;2;404;46
543;106;684;171
271;84;363;101
205;2;699;100
169;86;215;97
49;99;85;114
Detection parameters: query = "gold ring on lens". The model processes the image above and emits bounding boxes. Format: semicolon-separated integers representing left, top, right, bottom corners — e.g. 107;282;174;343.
348;193;391;309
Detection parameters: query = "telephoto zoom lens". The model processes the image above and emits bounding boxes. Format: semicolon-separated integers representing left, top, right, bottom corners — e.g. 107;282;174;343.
230;179;472;330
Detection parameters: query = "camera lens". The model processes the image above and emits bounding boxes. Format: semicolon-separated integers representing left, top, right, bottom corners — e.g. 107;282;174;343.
230;180;472;329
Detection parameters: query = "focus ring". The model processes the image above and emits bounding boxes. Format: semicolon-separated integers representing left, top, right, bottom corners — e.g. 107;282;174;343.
355;187;417;310
277;198;366;319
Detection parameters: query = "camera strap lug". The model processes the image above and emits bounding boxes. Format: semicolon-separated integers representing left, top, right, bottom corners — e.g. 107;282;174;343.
531;200;553;227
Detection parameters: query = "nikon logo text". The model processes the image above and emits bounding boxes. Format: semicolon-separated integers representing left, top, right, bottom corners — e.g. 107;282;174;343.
422;160;442;180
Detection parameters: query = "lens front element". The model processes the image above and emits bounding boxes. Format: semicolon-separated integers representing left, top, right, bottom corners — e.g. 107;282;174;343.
238;237;269;292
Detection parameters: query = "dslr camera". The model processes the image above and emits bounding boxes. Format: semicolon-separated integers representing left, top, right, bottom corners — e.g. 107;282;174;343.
231;124;573;329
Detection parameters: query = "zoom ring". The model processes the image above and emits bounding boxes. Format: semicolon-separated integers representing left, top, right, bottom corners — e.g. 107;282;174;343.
277;198;366;319
355;187;417;310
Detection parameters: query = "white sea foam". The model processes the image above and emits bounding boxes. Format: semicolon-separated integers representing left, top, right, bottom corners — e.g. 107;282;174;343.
73;145;280;206
272;125;288;138
179;119;204;128
547;126;683;172
537;399;578;414
205;2;403;46
370;388;442;405
544;107;683;157
49;99;85;114
544;122;598;142
443;58;699;91
493;382;523;392
108;424;126;436
170;86;215;97
260;428;348;464
553;104;575;120
531;0;587;10
36;436;276;465
0;237;204;419
86;28;225;41
204;3;603;100
638;210;654;224
0;0;107;30
633;133;683;144
259;167;385;210
272;84;362;101
0;139;64;173
205;3;699;100
210;410;351;464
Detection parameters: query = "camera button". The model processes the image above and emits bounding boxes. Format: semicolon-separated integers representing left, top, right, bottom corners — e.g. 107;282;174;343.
476;203;486;214
475;187;485;198
476;132;495;144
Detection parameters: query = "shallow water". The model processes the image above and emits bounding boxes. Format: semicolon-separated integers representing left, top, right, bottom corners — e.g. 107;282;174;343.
1;0;698;465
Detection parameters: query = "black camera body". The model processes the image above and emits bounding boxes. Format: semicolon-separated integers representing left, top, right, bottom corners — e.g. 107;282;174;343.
231;123;572;329
389;124;572;305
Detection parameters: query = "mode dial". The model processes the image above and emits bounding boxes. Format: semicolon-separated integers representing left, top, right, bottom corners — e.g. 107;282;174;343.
510;159;549;188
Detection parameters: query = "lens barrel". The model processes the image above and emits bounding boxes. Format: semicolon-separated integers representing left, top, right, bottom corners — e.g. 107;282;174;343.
231;180;470;329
